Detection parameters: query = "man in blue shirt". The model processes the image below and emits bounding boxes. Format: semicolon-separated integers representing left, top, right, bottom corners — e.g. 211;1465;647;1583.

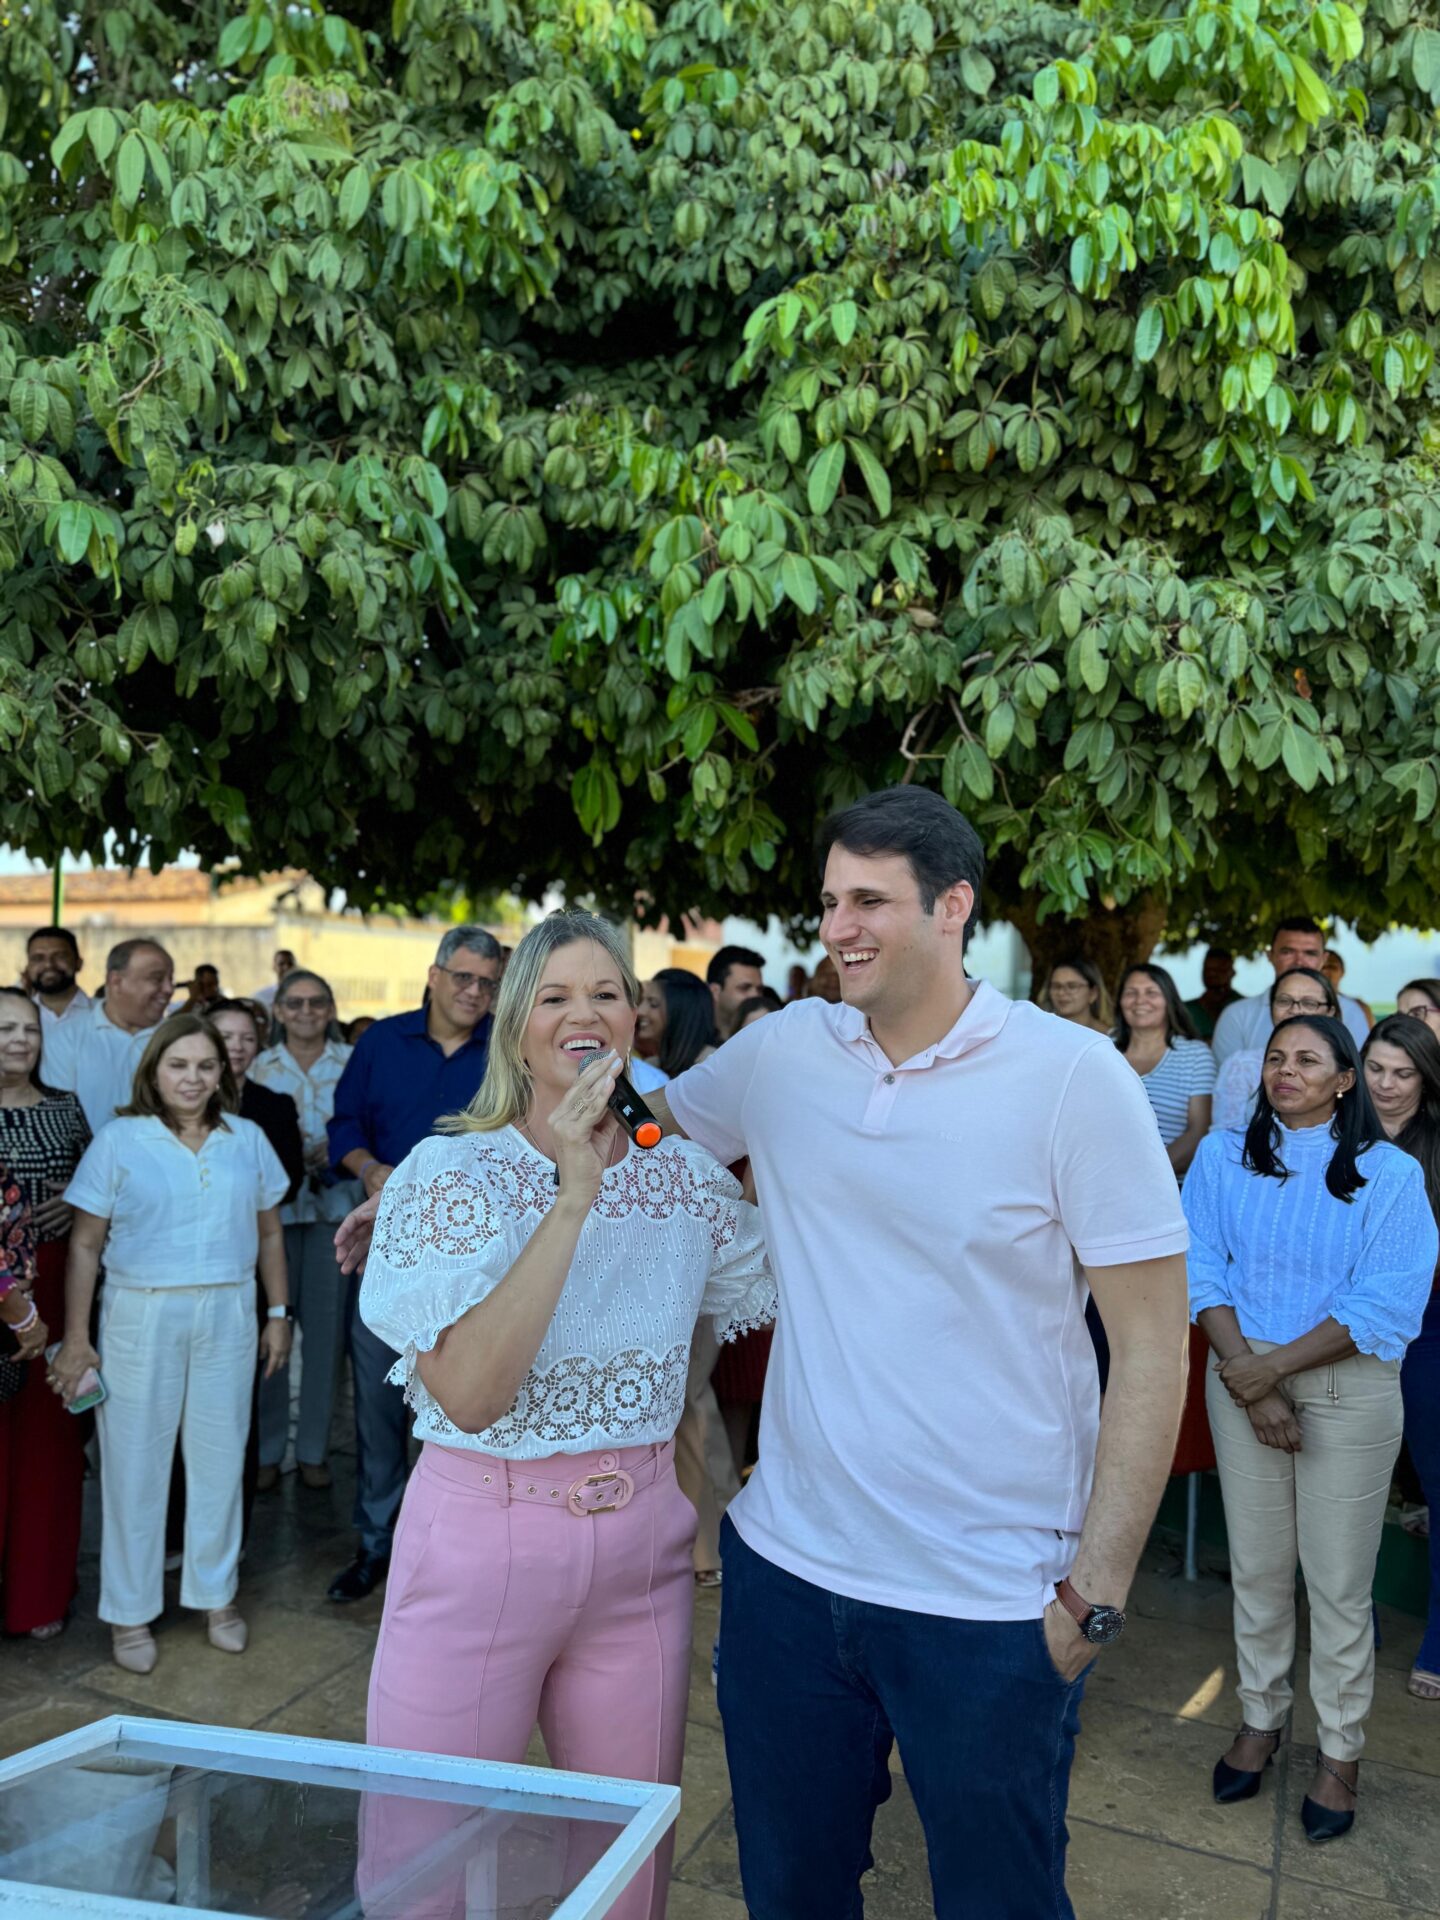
325;924;503;1601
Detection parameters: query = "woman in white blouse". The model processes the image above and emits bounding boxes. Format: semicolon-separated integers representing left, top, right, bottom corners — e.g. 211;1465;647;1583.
358;912;773;1920
251;969;360;1490
49;1015;292;1675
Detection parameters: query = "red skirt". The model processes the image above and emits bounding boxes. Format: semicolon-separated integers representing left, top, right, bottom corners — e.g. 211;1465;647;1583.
0;1239;87;1633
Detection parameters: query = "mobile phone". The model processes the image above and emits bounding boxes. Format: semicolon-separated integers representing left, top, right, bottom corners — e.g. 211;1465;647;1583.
43;1342;107;1414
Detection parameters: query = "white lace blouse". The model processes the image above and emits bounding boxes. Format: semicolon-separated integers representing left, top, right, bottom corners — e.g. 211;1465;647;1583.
359;1127;776;1457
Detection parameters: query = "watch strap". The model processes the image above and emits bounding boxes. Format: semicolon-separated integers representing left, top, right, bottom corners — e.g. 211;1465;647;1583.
1055;1577;1092;1628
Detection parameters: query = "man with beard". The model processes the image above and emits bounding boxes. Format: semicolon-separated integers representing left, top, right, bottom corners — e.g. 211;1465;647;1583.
23;927;87;1033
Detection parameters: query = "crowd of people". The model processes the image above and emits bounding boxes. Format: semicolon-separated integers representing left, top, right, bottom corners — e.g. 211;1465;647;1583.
0;816;1437;1915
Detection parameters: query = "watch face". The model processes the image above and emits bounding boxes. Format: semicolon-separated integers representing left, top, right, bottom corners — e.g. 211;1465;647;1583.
1085;1607;1126;1646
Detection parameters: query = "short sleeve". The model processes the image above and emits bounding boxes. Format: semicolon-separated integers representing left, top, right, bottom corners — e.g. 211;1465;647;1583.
1331;1150;1439;1359
1181;1133;1236;1318
250;1125;291;1211
1211;999;1247;1066
359;1138;521;1398
64;1123;123;1219
665;1016;770;1165
1052;1040;1189;1265
1185;1041;1217;1097
1212;1052;1261;1132
683;1150;777;1342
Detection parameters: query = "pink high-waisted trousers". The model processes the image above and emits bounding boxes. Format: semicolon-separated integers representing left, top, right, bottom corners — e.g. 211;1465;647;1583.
361;1439;696;1920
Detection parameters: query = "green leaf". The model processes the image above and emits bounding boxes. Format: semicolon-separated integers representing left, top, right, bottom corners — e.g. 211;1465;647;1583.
1281;723;1320;791
960;48;995;95
218;15;252;65
831;299;858;347
1069;233;1093;291
806;442;845;516
1034;65;1059;108
115;130;146;209
10;378;47;443
55;501;92;565
780;552;820;615
338;167;371;230
846;437;892;516
50;115;88;173
1133;306;1164;364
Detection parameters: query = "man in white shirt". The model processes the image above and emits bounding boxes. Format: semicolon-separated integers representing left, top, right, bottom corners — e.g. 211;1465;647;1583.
1211;917;1370;1064
23;926;89;1033
650;788;1190;1919
45;938;175;1131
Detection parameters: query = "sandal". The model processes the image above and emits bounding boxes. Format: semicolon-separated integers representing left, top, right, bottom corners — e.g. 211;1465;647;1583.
28;1620;65;1642
694;1569;723;1590
1407;1666;1440;1701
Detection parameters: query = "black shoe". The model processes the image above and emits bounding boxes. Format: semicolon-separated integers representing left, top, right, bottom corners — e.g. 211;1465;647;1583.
1213;1726;1282;1804
327;1550;390;1603
1302;1756;1357;1843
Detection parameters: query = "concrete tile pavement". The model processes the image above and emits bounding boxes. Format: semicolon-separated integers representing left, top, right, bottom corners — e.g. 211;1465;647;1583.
2;1460;1437;1918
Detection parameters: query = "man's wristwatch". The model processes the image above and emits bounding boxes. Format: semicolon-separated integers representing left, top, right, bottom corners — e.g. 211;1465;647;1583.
1056;1577;1126;1646
266;1306;295;1323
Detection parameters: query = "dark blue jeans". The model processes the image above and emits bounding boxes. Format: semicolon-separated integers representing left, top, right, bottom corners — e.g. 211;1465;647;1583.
1401;1286;1440;1674
346;1277;409;1558
718;1519;1088;1920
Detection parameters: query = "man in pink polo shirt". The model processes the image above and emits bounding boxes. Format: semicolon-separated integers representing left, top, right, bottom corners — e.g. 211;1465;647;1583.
652;787;1189;1919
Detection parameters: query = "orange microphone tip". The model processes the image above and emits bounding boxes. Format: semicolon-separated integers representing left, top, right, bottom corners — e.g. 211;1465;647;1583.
635;1122;662;1149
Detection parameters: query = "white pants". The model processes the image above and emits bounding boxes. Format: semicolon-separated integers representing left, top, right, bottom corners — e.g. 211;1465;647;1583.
1206;1342;1403;1759
97;1283;254;1625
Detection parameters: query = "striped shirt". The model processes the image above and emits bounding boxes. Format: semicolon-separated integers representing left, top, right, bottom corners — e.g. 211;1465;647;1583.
1131;1037;1216;1146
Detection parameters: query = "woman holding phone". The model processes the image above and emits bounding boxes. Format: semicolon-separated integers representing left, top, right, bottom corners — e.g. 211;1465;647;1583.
48;1015;292;1675
357;911;774;1920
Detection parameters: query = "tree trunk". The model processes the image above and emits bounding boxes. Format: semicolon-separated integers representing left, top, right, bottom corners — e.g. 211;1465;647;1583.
1004;893;1168;1001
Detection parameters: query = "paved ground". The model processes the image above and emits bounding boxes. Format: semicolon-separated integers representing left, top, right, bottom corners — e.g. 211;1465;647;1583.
3;1451;1437;1919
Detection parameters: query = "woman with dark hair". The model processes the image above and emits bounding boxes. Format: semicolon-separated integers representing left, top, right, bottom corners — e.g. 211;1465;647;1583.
1397;978;1440;1036
0;987;89;1640
1362;1014;1440;1700
1183;1015;1437;1841
1211;967;1338;1132
634;969;719;1080
1114;964;1215;1177
1039;957;1113;1034
47;1015;292;1675
251;971;359;1491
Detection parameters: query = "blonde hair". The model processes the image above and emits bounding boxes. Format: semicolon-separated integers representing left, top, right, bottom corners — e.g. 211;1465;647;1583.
443;911;639;1135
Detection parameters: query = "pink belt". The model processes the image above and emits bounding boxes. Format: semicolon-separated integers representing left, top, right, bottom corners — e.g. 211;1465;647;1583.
423;1439;673;1517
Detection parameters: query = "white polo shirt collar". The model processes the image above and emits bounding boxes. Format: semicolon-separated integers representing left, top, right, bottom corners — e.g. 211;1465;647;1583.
828;977;1012;1070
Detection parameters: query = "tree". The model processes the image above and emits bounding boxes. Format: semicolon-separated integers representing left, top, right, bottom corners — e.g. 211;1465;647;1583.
2;0;1440;963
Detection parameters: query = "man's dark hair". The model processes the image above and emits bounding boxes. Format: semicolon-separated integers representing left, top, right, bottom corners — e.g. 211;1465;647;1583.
27;925;80;960
1204;946;1233;962
196;963;219;980
1270;915;1325;944
817;786;985;915
106;936;170;976
1242;1016;1379;1202
706;945;764;989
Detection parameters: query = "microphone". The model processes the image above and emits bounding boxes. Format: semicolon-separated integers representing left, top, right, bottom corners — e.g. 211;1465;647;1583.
608;1070;663;1149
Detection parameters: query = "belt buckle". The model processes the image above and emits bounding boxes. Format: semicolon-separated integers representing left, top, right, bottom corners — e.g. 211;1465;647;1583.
567;1468;635;1517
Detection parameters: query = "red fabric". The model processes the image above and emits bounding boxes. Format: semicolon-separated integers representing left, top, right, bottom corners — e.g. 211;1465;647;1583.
712;1325;773;1404
1171;1325;1217;1476
0;1240;86;1633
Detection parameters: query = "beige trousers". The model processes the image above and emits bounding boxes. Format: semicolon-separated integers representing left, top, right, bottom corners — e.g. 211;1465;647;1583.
674;1320;741;1574
1206;1343;1403;1759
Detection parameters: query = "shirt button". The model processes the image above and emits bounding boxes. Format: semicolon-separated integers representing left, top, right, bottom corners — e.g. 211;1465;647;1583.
884;1073;895;1085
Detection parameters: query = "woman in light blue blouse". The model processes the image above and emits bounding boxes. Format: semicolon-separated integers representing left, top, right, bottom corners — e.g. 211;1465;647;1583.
1183;1014;1437;1845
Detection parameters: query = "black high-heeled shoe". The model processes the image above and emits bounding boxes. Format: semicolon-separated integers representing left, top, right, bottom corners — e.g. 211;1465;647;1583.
1301;1754;1358;1842
1212;1725;1283;1803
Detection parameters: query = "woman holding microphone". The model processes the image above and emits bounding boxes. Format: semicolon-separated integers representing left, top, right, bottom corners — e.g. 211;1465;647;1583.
358;911;774;1920
48;1015;292;1675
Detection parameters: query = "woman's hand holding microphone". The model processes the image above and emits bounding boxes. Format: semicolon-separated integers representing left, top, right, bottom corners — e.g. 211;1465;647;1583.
549;1051;624;1211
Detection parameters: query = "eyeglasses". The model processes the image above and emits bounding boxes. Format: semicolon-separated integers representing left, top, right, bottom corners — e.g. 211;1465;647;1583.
1273;995;1331;1014
1403;1003;1440;1022
280;997;332;1012
437;968;498;998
